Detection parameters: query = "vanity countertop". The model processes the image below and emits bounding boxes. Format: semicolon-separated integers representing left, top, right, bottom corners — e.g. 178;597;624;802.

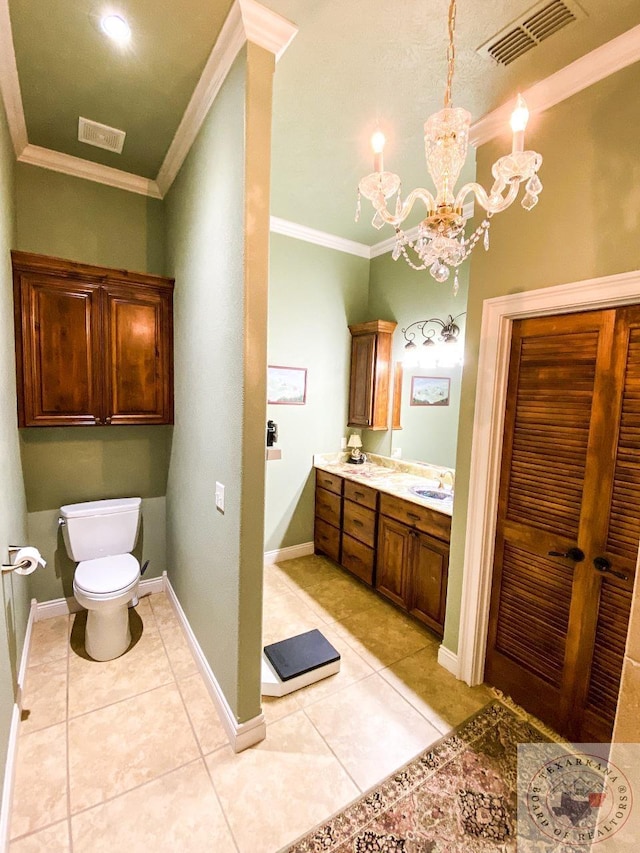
314;452;454;517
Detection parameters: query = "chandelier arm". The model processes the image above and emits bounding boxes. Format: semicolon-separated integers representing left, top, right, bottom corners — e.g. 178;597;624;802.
454;180;520;216
372;187;437;227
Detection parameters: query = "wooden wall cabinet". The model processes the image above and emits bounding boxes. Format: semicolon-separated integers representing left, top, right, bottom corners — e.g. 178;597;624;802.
12;251;174;427
348;320;397;430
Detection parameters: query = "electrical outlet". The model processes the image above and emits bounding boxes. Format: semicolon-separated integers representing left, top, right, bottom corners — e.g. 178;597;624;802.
340;436;347;450
215;482;225;513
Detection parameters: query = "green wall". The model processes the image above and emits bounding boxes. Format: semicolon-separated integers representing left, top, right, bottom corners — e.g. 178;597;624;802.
443;61;640;653
14;165;170;601
165;45;274;724
265;234;369;551
0;102;30;792
366;251;469;468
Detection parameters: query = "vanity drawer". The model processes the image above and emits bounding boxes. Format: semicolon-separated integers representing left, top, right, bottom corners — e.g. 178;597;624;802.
344;480;378;510
315;470;343;496
315;518;341;563
343;499;376;548
315;487;342;528
379;493;451;542
341;533;374;585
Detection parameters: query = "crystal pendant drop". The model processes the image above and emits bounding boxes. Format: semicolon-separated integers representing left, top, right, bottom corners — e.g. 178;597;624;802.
483;227;490;251
521;193;538;211
430;262;450;283
372;210;385;230
355;189;361;223
453;270;459;296
392;240;401;261
395;188;402;218
526;174;543;195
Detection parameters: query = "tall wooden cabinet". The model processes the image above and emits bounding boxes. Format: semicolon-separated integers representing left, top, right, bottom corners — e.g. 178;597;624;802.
348;320;396;429
12;251;174;427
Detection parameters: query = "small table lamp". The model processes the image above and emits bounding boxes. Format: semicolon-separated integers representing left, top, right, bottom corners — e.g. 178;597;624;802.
347;434;365;464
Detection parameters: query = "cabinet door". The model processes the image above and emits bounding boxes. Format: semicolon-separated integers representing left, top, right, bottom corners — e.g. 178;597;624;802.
348;333;375;427
409;531;449;636
376;515;411;609
16;275;102;426
103;284;174;424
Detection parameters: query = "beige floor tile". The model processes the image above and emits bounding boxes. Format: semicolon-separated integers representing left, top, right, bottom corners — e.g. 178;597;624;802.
147;592;180;631
263;563;296;598
130;597;159;633
10;723;67;839
71;760;236;852
260;692;301;725
178;674;228;754
333;601;435;669
262;590;325;645
157;624;199;679
9;820;70;852
304;673;441;791
68;626;174;717
293;624;374;708
206;710;359;853
275;554;341;589
292;572;385;624
28;617;69;667
68;683;199;812
20;658;67;734
378;646;492;733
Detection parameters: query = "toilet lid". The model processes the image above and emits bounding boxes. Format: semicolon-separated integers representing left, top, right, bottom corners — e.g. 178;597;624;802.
75;554;140;594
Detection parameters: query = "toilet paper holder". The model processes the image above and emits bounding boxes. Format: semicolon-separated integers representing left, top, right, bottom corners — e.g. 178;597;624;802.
2;546;38;574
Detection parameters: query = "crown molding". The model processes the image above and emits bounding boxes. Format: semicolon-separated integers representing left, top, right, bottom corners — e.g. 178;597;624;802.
239;0;298;61
0;0;27;156
270;216;371;258
470;23;640;147
18;145;162;198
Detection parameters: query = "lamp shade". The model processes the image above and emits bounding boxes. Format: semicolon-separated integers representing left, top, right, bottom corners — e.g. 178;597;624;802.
347;434;362;449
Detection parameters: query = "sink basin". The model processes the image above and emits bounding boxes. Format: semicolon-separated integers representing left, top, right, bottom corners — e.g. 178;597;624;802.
410;486;453;501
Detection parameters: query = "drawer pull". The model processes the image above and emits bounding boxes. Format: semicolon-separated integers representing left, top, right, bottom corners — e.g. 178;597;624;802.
322;479;333;486
407;512;420;521
352;519;363;527
354;491;365;498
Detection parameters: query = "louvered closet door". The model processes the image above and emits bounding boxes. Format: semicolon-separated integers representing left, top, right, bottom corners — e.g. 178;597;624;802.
486;308;637;741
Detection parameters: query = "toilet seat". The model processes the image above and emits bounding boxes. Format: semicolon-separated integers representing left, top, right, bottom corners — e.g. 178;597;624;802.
75;553;140;596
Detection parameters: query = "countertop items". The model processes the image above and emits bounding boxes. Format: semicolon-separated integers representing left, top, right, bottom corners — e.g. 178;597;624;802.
313;453;454;516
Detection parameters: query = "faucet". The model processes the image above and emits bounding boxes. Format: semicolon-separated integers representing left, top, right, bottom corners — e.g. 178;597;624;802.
437;470;455;491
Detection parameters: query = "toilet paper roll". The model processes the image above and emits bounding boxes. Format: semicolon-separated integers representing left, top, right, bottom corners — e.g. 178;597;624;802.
12;546;46;576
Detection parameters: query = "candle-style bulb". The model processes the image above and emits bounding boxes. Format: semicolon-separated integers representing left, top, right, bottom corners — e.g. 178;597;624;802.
371;129;385;173
510;94;529;133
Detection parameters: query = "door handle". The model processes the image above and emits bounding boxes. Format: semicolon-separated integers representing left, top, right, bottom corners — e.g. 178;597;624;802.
593;556;628;581
548;547;585;562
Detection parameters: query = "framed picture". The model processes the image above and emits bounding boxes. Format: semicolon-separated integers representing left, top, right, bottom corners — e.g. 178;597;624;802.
267;365;307;405
410;376;450;407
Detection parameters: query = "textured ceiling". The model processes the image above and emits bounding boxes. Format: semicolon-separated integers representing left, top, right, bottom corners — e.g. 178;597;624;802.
8;0;640;242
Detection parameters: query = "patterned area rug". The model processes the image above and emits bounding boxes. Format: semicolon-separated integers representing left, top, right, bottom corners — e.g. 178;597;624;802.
283;702;552;852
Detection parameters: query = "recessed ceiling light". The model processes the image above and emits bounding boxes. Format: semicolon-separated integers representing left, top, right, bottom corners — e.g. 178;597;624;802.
101;14;131;43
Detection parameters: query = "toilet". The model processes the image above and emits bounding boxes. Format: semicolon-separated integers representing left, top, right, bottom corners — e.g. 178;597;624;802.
59;497;142;661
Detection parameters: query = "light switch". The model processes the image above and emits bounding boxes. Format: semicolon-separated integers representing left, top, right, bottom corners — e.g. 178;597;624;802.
215;482;225;513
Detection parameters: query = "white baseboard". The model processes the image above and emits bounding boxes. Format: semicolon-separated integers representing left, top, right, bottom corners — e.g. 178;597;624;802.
164;576;266;753
34;575;166;621
0;598;37;850
263;541;314;565
438;644;460;678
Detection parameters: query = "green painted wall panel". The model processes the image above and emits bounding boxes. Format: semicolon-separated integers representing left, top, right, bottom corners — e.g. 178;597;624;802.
0;100;30;788
14;165;169;601
265;234;370;551
444;62;640;654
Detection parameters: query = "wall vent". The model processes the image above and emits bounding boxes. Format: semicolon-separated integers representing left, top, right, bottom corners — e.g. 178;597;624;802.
478;0;586;67
78;117;126;154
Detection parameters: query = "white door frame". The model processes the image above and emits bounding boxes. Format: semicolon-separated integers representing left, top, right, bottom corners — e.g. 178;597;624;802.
458;268;640;686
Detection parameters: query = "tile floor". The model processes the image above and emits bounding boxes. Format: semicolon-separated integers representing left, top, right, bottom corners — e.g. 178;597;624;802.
9;555;491;852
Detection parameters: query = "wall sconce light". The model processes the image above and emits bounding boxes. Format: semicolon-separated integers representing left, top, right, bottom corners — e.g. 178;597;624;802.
346;433;366;464
402;313;465;368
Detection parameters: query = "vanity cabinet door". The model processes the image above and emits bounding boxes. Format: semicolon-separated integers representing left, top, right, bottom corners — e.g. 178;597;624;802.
14;274;103;427
409;531;449;633
376;514;412;610
103;283;174;425
347;320;397;430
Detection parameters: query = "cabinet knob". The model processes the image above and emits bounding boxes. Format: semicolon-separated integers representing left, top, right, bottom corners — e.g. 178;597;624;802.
105;416;112;424
94;416;101;424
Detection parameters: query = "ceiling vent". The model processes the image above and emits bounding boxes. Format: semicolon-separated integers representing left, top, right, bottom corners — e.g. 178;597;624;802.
478;0;586;67
78;117;126;154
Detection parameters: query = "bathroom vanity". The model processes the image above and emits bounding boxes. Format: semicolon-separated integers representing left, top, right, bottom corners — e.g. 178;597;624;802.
314;454;452;637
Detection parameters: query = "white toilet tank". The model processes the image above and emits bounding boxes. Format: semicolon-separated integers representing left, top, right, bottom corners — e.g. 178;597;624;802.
60;497;142;562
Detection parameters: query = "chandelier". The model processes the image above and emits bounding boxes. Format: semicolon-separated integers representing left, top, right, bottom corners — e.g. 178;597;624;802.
355;0;543;293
